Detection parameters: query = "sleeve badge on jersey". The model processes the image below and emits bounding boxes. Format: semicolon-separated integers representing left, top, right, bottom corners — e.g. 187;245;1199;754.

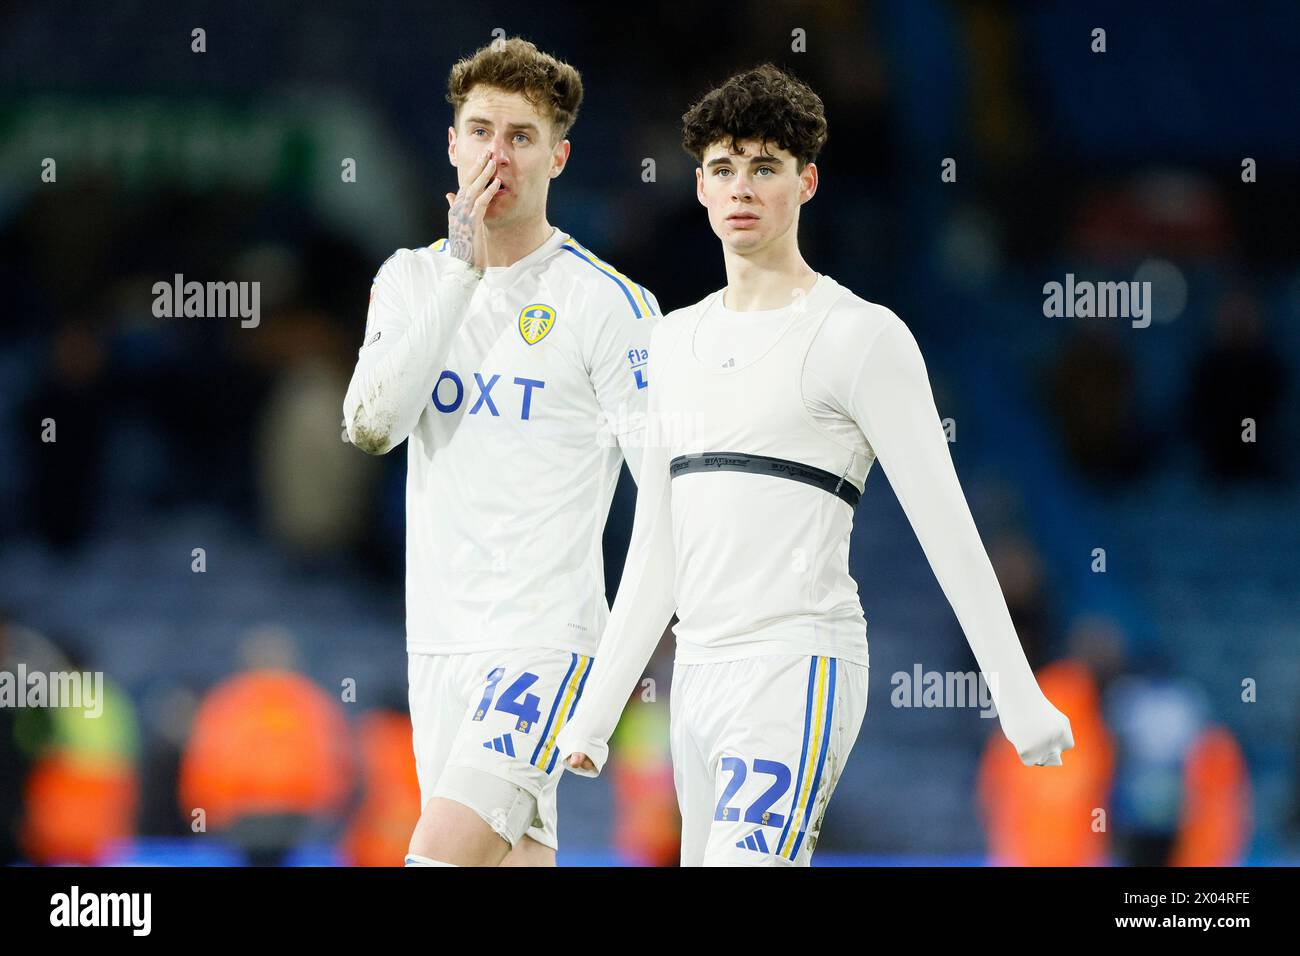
627;347;649;389
519;303;556;345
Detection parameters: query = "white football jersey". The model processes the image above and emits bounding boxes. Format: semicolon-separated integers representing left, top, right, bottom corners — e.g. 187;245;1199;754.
557;272;1072;775
343;227;660;657
657;275;871;666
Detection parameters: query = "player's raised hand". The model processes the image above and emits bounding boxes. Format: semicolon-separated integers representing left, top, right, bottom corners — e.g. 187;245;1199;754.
445;151;501;271
566;752;596;773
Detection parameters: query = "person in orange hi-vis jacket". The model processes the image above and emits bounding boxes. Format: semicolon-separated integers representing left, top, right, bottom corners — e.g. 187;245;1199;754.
179;669;352;859
977;658;1114;866
342;710;423;867
1169;725;1251;866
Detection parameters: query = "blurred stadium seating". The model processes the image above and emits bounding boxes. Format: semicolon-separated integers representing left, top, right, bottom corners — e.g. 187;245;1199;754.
1;1;1296;865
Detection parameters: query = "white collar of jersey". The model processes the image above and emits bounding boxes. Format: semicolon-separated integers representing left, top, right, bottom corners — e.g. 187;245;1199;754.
712;272;837;316
481;227;569;284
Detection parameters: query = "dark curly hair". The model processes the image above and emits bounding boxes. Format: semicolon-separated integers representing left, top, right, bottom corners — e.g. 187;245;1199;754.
681;64;827;170
446;37;583;143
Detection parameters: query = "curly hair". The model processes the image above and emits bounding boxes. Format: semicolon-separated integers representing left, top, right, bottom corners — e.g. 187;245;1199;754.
446;37;584;143
681;64;827;170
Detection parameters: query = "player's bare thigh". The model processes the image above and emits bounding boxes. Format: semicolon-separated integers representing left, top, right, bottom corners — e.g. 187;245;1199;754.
408;798;555;866
409;796;511;866
499;833;555;866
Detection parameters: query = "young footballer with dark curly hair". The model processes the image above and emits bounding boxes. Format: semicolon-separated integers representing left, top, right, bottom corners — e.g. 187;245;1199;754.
557;64;1073;866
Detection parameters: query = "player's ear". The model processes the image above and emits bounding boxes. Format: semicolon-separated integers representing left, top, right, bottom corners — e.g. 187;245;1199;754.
549;138;571;179
799;162;818;204
695;167;706;206
448;126;457;167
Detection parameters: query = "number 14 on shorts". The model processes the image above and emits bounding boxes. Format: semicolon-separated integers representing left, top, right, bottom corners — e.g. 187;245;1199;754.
472;667;543;732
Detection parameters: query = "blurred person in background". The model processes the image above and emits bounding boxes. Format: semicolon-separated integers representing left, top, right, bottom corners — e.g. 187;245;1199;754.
18;320;108;551
0;610;44;863
342;37;660;867
976;613;1136;866
2;613;83;862
1103;667;1250;866
1043;318;1151;488
1063;613;1130;699
608;619;679;867
15;637;140;866
1168;724;1250;866
978;658;1114;866
248;241;384;564
178;629;352;866
1185;287;1290;487
342;707;423;867
987;532;1055;673
135;679;203;845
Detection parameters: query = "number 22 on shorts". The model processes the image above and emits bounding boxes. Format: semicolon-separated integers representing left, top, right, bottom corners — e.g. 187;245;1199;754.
715;756;793;828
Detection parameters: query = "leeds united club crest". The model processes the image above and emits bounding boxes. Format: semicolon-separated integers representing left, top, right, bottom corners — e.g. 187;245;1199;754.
518;303;556;345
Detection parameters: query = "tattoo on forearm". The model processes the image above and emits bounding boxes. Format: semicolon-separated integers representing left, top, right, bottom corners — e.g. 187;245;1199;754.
448;199;475;265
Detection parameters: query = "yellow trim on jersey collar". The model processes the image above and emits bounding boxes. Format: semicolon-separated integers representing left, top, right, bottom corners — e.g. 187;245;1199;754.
560;237;653;318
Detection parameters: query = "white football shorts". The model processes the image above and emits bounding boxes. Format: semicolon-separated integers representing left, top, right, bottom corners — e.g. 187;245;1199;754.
671;654;868;866
408;647;592;850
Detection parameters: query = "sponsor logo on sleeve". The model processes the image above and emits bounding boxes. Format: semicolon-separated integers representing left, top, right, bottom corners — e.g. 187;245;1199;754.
627;347;649;389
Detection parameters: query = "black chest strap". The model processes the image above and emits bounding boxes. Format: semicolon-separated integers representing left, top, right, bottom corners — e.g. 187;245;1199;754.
668;451;860;508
